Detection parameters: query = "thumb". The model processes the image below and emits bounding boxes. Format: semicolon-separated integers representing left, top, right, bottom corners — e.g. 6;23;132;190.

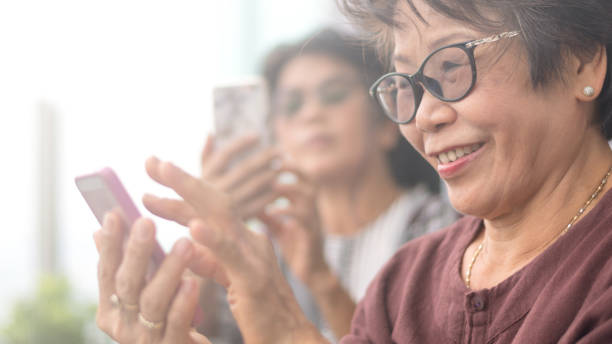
201;134;216;172
190;330;213;344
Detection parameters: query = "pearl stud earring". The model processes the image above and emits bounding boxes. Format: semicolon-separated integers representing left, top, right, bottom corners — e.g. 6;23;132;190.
583;86;595;97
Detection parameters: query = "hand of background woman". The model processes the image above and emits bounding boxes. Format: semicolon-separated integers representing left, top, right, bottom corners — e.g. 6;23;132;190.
199;133;282;220
259;167;356;339
93;212;215;344
141;157;327;344
257;166;329;287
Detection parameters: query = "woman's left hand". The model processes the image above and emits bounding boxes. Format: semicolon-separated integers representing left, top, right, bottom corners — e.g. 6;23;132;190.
93;213;213;344
257;166;329;287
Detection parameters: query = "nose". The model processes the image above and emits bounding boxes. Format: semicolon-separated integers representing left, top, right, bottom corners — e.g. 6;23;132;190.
414;90;457;133
297;96;326;122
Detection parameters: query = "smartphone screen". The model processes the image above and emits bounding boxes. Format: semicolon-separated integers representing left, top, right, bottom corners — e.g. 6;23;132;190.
212;77;271;163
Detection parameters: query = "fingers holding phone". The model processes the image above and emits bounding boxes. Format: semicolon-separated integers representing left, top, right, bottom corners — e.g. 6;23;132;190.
207;78;284;220
77;167;211;343
200;133;282;220
94;213;205;344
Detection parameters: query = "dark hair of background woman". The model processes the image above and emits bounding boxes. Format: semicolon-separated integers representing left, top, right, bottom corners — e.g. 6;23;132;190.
261;27;441;193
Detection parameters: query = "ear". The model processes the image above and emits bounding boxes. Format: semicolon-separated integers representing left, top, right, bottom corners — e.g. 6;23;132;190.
574;45;607;102
375;118;401;152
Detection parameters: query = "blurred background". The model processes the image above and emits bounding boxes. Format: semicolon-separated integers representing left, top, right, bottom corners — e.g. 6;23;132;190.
0;0;351;342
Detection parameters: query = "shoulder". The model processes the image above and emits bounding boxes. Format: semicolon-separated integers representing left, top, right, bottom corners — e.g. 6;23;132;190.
344;216;479;342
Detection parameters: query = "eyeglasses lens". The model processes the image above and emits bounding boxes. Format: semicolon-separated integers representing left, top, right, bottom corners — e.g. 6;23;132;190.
376;76;415;123
375;46;473;123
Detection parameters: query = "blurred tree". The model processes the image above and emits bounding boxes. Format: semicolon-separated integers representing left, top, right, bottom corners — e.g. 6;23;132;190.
1;274;108;344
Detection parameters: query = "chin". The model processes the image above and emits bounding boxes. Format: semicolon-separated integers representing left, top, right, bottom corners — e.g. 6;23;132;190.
303;164;350;183
447;187;495;219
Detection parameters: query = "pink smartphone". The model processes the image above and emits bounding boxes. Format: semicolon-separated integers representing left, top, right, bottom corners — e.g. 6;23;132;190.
75;167;165;269
76;167;204;326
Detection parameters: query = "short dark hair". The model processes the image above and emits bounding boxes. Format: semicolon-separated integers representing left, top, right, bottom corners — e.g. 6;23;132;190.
261;28;440;193
338;0;612;139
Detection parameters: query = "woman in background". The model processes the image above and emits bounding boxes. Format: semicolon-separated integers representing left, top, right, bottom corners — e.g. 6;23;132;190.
195;28;456;342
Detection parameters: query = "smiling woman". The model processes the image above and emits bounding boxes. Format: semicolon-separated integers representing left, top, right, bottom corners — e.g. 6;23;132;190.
336;0;612;342
88;0;612;343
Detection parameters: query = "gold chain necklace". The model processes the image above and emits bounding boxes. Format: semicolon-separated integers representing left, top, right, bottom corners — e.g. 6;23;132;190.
464;167;612;289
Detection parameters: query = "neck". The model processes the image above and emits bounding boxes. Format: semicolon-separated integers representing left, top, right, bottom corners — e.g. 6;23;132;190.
317;158;404;236
468;133;612;289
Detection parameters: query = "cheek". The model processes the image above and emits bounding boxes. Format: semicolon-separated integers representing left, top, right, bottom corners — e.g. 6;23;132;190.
329;100;374;141
273;119;298;151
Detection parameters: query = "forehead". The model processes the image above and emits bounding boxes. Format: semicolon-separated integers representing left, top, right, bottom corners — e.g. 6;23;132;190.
277;54;359;90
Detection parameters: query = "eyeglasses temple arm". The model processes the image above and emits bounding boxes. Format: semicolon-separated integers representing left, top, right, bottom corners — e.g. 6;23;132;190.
465;30;520;48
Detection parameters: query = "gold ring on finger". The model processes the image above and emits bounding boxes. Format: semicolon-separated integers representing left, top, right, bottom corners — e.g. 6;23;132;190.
121;301;139;312
109;293;139;312
138;313;165;330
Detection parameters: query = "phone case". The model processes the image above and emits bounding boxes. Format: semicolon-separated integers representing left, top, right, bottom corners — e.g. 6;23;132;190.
75;167;165;266
212;77;271;161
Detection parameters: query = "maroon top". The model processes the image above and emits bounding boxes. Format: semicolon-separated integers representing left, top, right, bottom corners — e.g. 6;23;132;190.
341;189;612;343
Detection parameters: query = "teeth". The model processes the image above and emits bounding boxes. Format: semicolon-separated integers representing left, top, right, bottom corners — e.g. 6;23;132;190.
437;144;481;164
439;153;449;164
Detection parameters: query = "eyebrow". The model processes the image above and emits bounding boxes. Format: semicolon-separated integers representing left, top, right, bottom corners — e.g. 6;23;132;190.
278;75;355;93
392;32;475;67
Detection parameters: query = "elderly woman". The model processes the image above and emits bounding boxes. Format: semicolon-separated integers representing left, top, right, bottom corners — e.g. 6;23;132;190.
93;0;612;343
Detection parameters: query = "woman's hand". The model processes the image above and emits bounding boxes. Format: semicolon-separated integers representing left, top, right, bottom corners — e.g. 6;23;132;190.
93;212;212;344
142;157;327;344
142;134;281;224
200;134;282;220
259;168;356;339
258;166;329;287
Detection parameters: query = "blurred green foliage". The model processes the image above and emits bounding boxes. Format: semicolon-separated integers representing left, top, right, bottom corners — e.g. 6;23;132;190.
1;274;108;344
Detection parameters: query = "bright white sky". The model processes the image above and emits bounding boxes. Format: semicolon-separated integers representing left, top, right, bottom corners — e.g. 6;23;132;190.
0;0;341;324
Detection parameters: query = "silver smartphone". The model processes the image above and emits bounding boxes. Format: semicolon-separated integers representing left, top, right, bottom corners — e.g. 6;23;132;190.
212;76;271;164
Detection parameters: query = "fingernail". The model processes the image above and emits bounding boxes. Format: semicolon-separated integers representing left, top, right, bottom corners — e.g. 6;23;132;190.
174;239;193;259
180;278;195;295
102;213;115;232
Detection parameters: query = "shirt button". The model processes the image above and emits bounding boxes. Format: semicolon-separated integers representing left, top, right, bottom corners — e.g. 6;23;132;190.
471;295;486;311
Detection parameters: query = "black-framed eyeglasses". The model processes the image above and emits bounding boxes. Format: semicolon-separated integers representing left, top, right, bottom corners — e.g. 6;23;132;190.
369;31;520;124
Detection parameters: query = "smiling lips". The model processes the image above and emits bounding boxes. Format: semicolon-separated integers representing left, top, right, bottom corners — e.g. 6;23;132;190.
437;144;482;164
